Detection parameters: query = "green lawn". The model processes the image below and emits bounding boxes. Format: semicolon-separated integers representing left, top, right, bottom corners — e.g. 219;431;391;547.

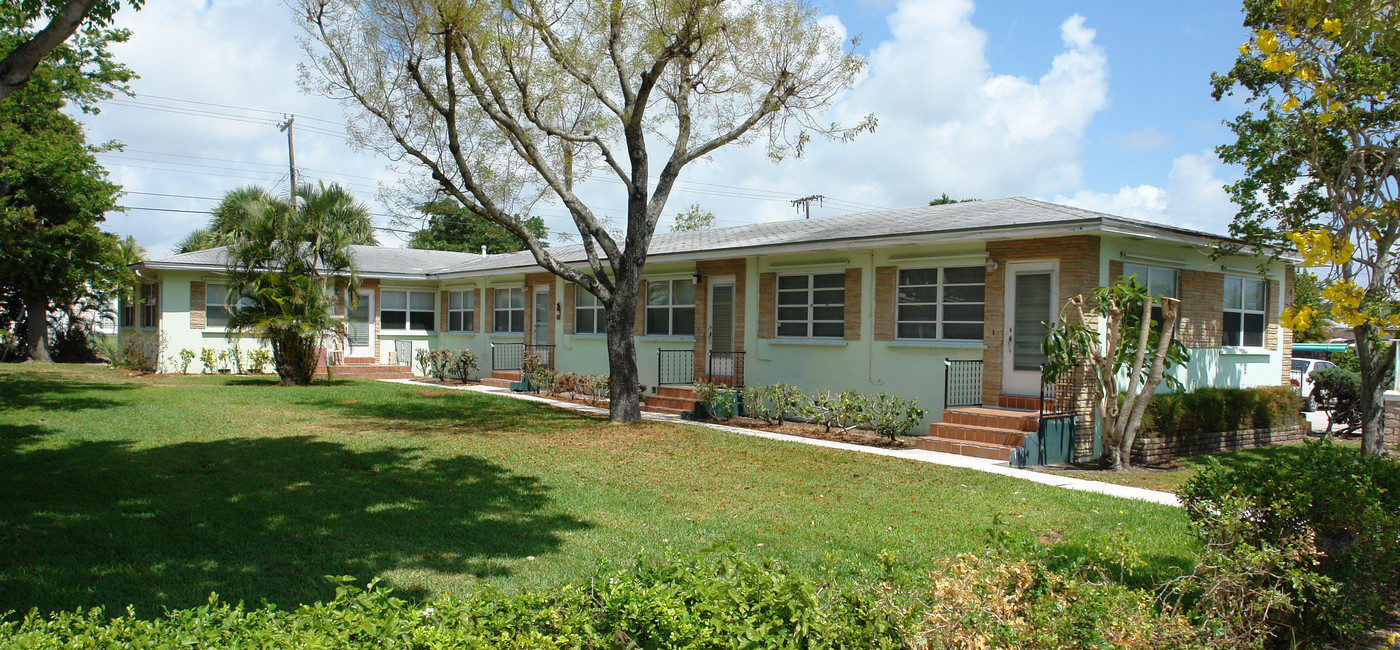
0;365;1191;618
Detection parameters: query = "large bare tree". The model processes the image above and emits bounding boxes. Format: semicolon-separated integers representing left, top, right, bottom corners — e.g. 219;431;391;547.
299;0;871;422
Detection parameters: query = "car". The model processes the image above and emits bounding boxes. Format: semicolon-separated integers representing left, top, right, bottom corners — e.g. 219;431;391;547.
1291;357;1337;412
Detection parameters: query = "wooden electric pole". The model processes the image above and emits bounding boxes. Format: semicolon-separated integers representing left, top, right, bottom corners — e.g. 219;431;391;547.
791;195;824;219
278;115;297;208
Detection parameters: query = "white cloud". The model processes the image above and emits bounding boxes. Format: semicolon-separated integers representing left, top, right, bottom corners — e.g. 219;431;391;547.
1052;150;1236;234
673;0;1111;225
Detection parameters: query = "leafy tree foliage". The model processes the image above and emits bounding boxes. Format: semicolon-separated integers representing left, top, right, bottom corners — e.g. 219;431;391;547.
1290;270;1330;342
177;185;376;253
0;0;140;102
222;183;372;385
1044;278;1190;471
1214;0;1400;455
0;9;132;362
406;200;548;254
300;0;871;422
670;204;716;232
928;193;977;206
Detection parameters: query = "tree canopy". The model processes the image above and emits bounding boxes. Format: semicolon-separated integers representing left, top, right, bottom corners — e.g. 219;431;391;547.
301;0;871;421
0;8;132;362
1214;0;1400;455
670;204;716;232
407;200;548;254
177;183;377;253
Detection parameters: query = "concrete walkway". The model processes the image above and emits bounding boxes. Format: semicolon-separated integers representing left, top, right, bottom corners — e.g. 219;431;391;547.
382;379;1181;508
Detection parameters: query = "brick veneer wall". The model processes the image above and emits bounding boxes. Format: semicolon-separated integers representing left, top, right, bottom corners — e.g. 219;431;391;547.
563;284;575;335
757;273;775;339
1107;260;1224;350
693;259;747;381
843;268;862;341
1280;266;1295;384
983;236;1100;404
1132;424;1306;465
190;281;206;329
484;287;494;333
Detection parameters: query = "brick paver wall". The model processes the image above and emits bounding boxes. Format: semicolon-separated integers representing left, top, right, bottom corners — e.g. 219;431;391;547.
844;268;862;341
757;272;775;340
873;266;896;341
190;281;205;329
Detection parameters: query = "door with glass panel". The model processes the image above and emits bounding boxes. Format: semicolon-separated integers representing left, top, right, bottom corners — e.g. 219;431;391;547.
706;278;735;379
347;289;374;358
1001;261;1057;396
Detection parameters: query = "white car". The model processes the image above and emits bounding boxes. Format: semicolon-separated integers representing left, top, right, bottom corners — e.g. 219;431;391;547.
1291;357;1337;412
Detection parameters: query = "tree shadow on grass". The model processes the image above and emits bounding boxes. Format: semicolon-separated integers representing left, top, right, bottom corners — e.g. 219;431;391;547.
0;371;135;412
296;386;605;437
0;431;589;618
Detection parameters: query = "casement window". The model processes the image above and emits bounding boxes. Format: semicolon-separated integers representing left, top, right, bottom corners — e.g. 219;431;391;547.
1224;276;1266;347
494;287;525;333
139;284;159;329
896;266;985;340
1122;263;1178;327
645;279;695;336
447;290;475;332
776;273;845;338
575;289;605;334
205;283;254;329
381;290;435;331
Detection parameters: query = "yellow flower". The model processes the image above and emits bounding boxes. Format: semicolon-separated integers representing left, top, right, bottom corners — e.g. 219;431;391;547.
1256;29;1280;54
1322;18;1342;36
1283;95;1300;112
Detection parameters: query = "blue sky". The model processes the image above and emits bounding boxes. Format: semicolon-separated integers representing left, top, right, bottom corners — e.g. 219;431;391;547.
79;0;1259;256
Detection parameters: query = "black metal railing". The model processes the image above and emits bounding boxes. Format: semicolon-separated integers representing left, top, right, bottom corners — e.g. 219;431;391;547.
943;359;983;408
1038;363;1082;418
658;349;695;386
492;342;556;372
706;350;745;386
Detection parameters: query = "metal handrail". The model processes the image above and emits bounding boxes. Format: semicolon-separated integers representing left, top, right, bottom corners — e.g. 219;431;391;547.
943;359;983;408
658;349;695;386
706;350;745;387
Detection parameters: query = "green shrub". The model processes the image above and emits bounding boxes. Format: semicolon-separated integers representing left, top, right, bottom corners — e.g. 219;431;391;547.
176;348;195;374
246;348;273;374
1176;440;1400;644
858;392;926;442
741;383;804;425
1137;386;1302;440
1310;365;1360;427
802;390;864;433
693;380;737;420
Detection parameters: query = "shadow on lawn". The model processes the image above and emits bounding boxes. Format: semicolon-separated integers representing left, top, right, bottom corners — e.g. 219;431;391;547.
297;386;602;436
0;430;589;617
0;370;135;412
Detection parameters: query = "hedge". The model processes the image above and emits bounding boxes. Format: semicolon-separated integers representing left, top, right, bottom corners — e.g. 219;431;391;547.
1138;386;1302;441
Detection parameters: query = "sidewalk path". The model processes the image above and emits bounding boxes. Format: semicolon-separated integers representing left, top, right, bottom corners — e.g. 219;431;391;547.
382;379;1180;508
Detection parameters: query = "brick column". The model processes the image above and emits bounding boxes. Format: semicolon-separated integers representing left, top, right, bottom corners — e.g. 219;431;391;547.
843;268;862;341
757;273;775;340
190;281;206;329
873;266;895;341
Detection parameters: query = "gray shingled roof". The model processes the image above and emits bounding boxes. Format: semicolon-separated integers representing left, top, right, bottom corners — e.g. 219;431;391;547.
142;197;1241;278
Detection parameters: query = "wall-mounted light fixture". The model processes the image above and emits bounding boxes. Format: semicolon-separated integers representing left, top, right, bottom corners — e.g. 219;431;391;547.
985;259;999;272
556;302;562;320
693;272;702;284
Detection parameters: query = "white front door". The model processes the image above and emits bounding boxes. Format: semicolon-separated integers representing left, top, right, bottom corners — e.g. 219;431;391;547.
347;289;375;358
532;286;551;346
706;278;735;378
1001;261;1057;396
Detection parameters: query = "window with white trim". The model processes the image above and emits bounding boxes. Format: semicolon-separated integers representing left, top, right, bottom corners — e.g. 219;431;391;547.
896;266;985;340
139;284;158;329
645;279;695;336
119;299;134;329
1122;263;1178;328
205;283;255;329
776;273;845;338
494;287;525;333
1224;276;1266;347
447;290;475;332
381;290;435;331
575;289;605;334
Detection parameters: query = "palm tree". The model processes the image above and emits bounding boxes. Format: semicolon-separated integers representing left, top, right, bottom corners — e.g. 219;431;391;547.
175;184;377;253
221;182;374;385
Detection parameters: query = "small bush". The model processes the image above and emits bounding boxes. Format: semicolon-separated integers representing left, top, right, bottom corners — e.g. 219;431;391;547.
450;349;477;382
693;381;737;420
802;390;865;433
858;392;926;442
176;348;195;374
199;347;217;374
1176;440;1400;644
246;348;273;374
742;383;805;425
1310;365;1360;429
1138;386;1302;440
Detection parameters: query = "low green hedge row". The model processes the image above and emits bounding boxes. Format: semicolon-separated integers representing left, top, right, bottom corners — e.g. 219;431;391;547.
3;549;1202;649
1138;386;1302;440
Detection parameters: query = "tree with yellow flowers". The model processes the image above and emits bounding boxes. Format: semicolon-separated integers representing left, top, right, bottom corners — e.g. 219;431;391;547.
1215;0;1400;456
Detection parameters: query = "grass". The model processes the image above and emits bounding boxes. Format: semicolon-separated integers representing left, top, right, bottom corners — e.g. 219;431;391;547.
0;365;1191;618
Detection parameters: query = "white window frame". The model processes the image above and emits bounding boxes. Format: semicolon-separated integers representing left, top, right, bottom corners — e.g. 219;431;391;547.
1121;263;1178;299
1223;276;1267;347
119;298;134;329
494;287;525;333
775;272;845;339
381;289;436;332
895;266;985;341
645;279;696;336
447;290;475;333
204;283;255;331
574;289;605;334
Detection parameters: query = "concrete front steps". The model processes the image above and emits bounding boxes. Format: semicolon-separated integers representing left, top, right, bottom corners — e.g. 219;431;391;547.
915;395;1051;462
642;385;699;415
316;358;415;380
481;371;521;389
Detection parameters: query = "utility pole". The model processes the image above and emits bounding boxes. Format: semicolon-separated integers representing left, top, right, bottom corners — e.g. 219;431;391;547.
278;115;297;208
791;195;824;219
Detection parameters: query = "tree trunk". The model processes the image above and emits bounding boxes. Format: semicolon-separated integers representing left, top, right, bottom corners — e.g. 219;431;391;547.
24;289;51;363
1356;331;1391;456
604;270;642;423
